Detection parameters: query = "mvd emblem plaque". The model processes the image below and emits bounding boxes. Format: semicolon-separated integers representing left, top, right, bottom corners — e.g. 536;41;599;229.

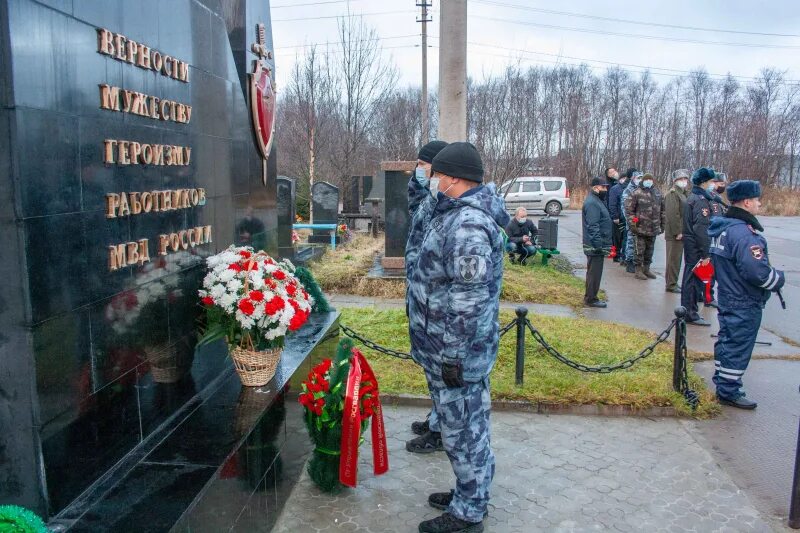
249;23;276;182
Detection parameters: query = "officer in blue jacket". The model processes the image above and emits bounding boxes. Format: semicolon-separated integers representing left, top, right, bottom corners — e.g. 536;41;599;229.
708;180;785;409
408;142;509;533
405;140;448;454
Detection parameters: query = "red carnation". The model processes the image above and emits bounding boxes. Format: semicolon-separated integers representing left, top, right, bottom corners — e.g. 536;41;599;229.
239;250;252;259
201;296;214;306
632;216;640;224
286;283;297;296
302;289;309;300
289;309;308;331
238;298;255;315
228;263;242;272
265;295;285;316
249;290;264;302
313;359;332;376
273;269;287;281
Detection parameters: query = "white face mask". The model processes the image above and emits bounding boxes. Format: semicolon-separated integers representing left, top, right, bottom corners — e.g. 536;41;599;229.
643;180;653;189
675;180;687;189
415;167;427;179
516;216;526;223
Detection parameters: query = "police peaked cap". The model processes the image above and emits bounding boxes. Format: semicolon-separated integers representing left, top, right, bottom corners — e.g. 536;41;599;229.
691;167;716;185
431;142;484;183
726;180;762;202
417;140;448;164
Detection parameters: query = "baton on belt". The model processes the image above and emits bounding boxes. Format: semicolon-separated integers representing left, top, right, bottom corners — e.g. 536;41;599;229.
777;288;787;310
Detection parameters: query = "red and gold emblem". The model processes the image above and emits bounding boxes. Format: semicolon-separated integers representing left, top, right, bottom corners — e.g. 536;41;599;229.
701;208;709;217
750;245;763;260
249;23;276;161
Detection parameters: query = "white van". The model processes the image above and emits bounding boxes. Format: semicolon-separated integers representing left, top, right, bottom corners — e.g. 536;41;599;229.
499;176;571;216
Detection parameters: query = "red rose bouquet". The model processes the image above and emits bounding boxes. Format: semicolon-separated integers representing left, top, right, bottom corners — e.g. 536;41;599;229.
300;338;388;492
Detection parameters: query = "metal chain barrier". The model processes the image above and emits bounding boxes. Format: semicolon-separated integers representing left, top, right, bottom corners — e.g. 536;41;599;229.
674;319;700;409
525;318;676;374
340;319;518;360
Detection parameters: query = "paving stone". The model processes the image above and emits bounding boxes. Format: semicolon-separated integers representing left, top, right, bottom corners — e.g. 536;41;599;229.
272;406;775;532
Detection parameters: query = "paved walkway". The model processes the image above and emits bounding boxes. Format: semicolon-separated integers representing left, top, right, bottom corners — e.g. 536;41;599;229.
274;405;774;532
557;212;799;357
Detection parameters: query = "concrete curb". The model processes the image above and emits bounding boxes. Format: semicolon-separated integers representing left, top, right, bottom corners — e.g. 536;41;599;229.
381;393;679;418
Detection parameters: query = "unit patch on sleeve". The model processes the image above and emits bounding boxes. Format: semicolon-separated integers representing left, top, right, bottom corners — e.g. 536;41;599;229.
456;255;486;283
750;245;764;260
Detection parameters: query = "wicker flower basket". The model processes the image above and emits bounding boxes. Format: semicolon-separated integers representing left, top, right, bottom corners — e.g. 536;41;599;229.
230;345;282;387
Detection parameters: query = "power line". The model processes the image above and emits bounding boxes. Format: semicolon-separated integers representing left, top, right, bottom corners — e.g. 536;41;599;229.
272;0;362;8
473;0;800;38
274;34;420;51
477;16;800;50
273;10;414;22
465;41;800;84
274;43;422;57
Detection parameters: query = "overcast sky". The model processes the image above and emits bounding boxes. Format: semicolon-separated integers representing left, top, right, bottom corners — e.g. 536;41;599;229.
270;0;800;89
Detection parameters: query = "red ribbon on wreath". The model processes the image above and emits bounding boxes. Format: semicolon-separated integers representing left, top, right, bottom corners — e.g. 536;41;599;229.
339;349;389;487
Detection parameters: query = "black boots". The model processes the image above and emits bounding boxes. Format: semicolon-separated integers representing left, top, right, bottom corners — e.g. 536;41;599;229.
406;430;443;453
418;512;483;533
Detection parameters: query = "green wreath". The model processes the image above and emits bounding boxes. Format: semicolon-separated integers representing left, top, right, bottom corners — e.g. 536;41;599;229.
0;505;47;533
294;266;330;313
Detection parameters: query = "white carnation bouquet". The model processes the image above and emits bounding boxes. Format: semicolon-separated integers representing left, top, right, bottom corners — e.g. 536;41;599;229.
198;246;314;350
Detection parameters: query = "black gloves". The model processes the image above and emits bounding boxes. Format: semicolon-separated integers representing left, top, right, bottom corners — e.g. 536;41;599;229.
442;361;464;388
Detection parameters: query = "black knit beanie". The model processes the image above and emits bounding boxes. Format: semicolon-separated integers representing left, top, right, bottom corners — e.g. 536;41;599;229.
431;142;484;183
417;140;449;164
624;167;638;179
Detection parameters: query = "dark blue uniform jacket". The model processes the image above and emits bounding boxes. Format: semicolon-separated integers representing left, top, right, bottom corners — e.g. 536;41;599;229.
708;209;785;309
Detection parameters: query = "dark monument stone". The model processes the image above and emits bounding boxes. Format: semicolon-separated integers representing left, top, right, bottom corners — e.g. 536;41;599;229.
309;181;340;244
362;175;374;206
343;175;360;213
0;0;338;527
381;161;415;275
277;175;296;259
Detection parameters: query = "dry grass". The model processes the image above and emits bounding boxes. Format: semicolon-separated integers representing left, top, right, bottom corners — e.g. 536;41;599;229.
308;235;406;298
760;186;800;216
309;235;594;306
340;308;717;417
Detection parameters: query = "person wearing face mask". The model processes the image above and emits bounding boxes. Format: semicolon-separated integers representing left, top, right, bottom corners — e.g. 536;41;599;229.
708;180;785;409
681;167;717;326
407;142;509;533
663;169;691;293
405;140;448;453
608;168;633;265
620;170;644;274
582;177;613;307
505;207;538;265
624;172;665;280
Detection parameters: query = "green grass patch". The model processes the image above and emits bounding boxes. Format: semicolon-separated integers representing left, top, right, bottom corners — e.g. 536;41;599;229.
310;235;592;307
339;308;717;418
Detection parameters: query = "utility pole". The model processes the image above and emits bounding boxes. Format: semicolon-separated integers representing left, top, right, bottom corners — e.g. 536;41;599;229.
417;1;432;145
438;0;467;142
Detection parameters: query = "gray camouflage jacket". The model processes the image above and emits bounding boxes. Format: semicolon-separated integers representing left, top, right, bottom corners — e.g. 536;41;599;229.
406;175;510;382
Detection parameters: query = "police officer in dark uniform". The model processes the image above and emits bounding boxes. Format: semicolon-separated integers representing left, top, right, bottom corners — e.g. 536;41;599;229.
708;180;785;409
681;167;717;326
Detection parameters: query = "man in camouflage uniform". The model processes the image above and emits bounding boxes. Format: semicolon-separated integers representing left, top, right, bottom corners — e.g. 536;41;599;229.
623;172;665;281
620;170;643;273
407;142;509;533
405;140;448;453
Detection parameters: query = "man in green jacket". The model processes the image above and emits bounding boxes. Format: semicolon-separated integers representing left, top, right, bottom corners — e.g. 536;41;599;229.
663;170;690;293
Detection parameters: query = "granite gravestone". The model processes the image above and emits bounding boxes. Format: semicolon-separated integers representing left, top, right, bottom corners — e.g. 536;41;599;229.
380;161;415;274
343;176;360;213
309;181;340;244
276;176;296;258
361;175;374;207
0;0;337;527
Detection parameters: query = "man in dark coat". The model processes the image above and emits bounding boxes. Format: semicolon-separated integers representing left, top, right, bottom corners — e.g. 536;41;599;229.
505;207;538;264
608;169;632;265
623;173;665;281
708;180;785;409
681;167;716;326
582;177;613;307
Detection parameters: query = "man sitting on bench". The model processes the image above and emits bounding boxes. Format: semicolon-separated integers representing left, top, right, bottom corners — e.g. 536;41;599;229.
505;207;538;265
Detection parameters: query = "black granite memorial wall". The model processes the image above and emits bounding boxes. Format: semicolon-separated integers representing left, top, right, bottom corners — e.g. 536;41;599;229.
0;0;290;520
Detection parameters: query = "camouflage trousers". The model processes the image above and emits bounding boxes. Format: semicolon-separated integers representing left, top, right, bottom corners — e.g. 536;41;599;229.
427;375;495;523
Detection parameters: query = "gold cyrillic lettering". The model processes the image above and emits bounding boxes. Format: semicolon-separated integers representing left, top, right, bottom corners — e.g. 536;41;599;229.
142;191;152;212
184;147;191;165
152;51;162;71
142;144;153;164
106;193;120;218
126;38;138;64
114;33;126;60
150;97;160;119
118;192;130;217
130;192;142;214
203;225;212;244
97;28;114;55
162;55;172;77
138;239;150;264
103;139;117;163
171;145;183;165
198;188;206;205
99;84;120;111
118;141;130;165
178;230;189;249
170;233;180;252
137;43;151;68
158;234;169;256
109;244;126;271
161;190;172;210
130;142;141;163
189;189;199;206
126;241;140;265
152;144;164;165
